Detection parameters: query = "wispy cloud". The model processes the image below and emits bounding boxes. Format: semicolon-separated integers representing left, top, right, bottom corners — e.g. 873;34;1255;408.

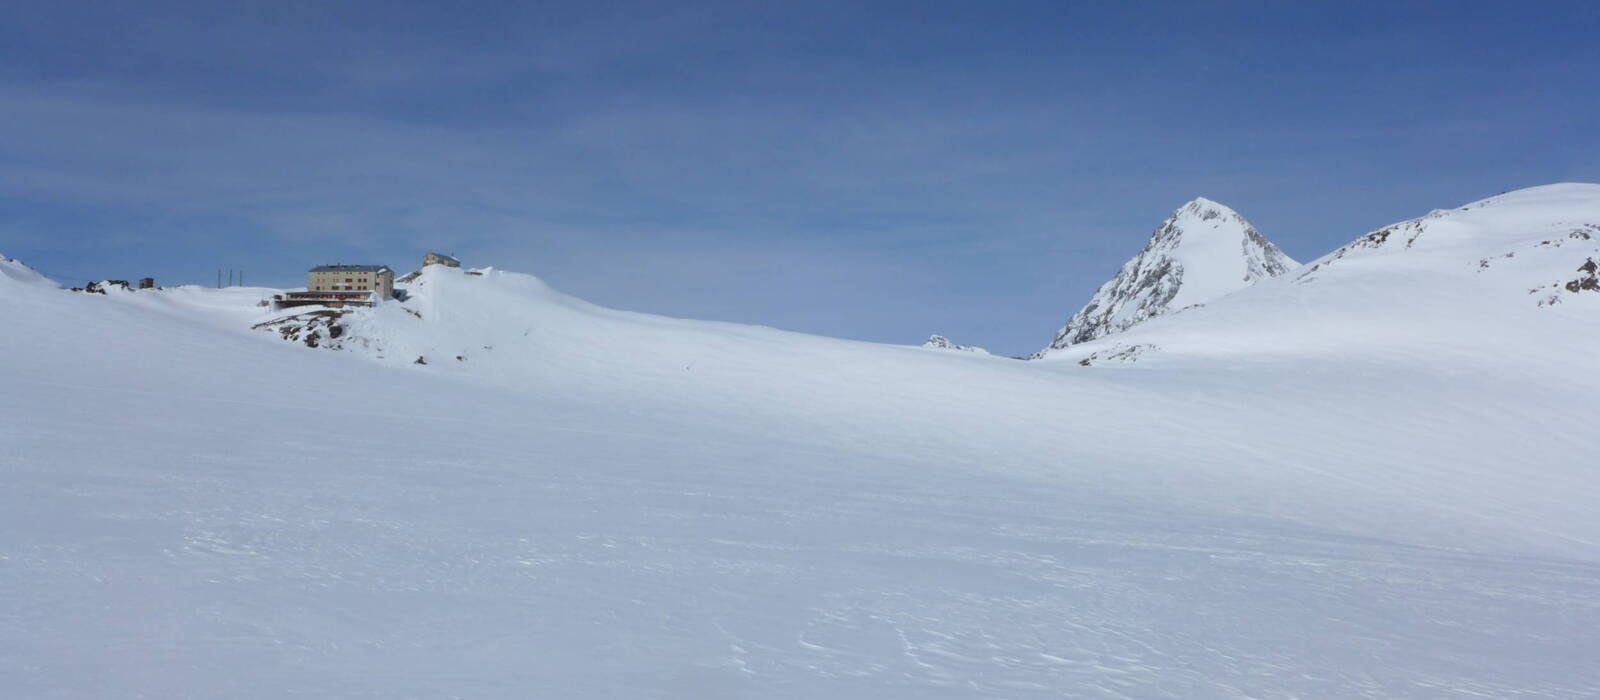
3;1;1596;355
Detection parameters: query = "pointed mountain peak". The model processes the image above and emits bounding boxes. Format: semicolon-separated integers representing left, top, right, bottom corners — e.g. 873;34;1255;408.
1034;199;1298;356
1174;196;1248;225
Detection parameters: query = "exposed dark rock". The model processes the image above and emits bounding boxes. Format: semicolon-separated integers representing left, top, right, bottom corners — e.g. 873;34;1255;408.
70;280;132;294
1076;344;1158;367
252;310;348;350
1561;258;1600;294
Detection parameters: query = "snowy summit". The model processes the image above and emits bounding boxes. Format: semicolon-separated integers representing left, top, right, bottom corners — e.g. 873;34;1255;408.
1036;198;1297;356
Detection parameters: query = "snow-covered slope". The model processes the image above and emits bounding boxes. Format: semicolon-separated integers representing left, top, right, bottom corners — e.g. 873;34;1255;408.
1;253;56;288
4;186;1600;699
1037;198;1297;355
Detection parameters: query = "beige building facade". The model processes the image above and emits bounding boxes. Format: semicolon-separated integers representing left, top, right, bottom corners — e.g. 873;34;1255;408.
423;252;461;268
308;264;393;299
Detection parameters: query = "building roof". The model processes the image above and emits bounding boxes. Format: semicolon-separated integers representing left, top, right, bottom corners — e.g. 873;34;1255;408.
285;290;374;297
309;264;392;273
425;252;460;263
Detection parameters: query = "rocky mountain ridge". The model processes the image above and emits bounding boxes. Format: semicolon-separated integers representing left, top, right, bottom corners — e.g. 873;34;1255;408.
1035;197;1297;357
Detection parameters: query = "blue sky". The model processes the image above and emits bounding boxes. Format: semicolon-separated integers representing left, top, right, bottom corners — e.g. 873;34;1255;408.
3;1;1597;356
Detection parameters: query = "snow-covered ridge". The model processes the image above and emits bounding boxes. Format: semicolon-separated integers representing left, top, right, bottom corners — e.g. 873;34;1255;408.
0;253;58;288
1293;182;1600;298
1035;197;1297;357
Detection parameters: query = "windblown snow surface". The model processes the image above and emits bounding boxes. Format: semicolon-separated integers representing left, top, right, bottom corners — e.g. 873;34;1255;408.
4;185;1600;699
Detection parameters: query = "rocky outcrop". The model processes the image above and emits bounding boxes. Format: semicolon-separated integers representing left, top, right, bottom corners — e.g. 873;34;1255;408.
71;280;132;294
253;310;348;349
922;335;990;355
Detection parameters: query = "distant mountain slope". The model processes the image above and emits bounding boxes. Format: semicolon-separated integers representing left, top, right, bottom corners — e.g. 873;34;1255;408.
1036;198;1297;356
1041;183;1600;367
1290;184;1600;304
